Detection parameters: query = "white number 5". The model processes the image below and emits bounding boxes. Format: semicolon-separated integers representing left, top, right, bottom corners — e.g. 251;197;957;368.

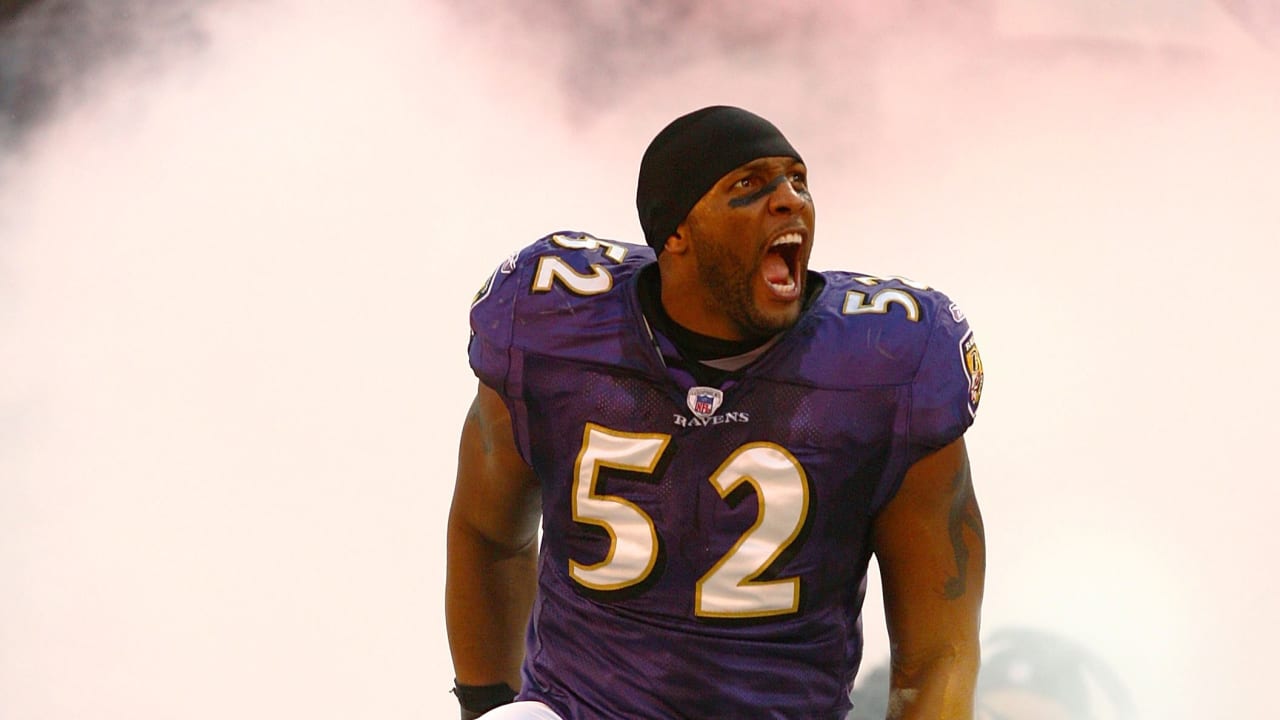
842;275;928;321
569;425;670;591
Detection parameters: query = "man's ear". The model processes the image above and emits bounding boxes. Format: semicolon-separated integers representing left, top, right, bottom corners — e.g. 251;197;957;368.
663;226;689;254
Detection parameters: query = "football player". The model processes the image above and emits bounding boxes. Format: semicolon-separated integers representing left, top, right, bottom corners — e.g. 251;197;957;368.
447;106;986;719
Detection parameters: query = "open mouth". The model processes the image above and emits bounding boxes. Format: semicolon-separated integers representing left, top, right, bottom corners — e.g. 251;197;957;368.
762;231;803;298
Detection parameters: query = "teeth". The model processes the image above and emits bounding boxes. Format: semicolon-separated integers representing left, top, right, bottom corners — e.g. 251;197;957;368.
771;232;802;248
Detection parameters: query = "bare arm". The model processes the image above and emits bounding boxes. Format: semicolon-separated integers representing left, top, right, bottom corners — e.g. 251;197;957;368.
872;437;985;720
445;382;542;691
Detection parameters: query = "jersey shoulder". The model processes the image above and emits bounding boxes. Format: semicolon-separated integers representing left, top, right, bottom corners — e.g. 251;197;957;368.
468;231;654;391
801;271;983;444
803;271;969;386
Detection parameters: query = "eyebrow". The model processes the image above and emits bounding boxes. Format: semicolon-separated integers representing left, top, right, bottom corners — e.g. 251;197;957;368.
739;159;803;172
730;160;806;182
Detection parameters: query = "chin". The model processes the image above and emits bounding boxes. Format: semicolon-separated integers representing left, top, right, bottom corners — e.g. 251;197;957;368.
750;305;802;337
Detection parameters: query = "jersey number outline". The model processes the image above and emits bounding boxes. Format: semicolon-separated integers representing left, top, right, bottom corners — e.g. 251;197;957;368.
569;423;810;619
532;234;629;296
842;275;928;322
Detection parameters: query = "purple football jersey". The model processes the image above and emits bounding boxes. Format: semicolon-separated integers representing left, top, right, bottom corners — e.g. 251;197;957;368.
468;232;981;719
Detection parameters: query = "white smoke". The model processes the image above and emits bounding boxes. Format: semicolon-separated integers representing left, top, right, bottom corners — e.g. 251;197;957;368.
1;1;1276;718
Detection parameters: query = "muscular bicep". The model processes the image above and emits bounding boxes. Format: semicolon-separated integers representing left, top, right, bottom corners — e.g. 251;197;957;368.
873;437;984;677
449;382;542;553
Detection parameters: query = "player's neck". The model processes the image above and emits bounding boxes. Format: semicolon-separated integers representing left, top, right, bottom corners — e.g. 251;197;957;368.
639;266;768;362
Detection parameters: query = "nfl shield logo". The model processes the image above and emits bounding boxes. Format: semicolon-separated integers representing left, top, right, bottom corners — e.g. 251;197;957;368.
686;386;724;420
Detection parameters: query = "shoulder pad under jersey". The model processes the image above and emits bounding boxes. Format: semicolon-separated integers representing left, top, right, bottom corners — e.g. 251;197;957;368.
797;272;983;449
468;231;655;395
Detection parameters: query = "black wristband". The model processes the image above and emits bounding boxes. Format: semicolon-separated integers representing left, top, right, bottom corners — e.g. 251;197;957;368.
452;679;517;718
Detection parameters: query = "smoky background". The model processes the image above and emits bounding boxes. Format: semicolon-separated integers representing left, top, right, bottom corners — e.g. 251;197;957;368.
2;1;1277;718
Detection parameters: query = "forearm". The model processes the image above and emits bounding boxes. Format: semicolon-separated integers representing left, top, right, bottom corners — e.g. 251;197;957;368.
874;438;985;720
445;521;538;689
886;648;980;720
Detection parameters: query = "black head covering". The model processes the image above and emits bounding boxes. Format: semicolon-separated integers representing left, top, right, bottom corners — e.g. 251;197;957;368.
636;106;802;251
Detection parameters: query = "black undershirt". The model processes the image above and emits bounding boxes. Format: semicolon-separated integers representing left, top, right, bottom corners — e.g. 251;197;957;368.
636;265;823;386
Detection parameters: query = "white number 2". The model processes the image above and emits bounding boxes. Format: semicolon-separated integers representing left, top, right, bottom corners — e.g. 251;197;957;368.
568;424;810;619
697;444;809;618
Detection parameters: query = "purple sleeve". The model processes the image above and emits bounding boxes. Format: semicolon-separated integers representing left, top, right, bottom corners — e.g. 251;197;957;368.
908;296;983;460
466;248;536;463
866;290;984;513
467;250;524;396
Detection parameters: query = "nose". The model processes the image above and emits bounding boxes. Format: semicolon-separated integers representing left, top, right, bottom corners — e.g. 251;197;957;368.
768;177;808;215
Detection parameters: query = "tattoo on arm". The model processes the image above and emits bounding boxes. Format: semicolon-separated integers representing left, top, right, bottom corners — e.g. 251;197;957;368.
943;455;984;600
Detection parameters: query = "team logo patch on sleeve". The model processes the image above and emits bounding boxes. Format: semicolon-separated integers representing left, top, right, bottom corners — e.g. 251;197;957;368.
470;249;522;307
687;386;724;420
959;330;984;417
